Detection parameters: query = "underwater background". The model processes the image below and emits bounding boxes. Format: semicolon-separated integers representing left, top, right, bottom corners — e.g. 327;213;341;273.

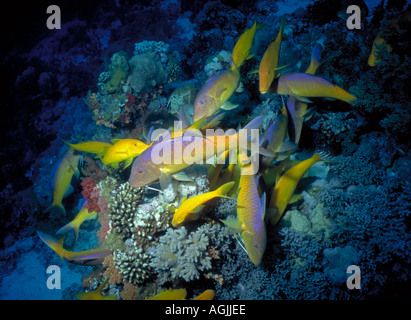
0;0;410;300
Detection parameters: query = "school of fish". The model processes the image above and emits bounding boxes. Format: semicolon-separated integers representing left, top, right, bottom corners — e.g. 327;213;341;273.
39;16;360;299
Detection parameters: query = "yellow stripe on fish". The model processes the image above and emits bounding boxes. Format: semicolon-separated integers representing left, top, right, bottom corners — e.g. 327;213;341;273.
268;153;324;225
172;181;235;227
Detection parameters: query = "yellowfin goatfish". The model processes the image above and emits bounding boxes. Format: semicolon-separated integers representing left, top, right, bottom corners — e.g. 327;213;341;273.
147;288;187;300
63;140;112;158
37;231;111;266
102;138;151;169
47;149;81;215
172;181;235;227
276;73;357;105
56;199;97;243
258;16;286;94
193;68;240;122
222;163;266;266
129;116;265;188
231;20;264;70
75;277;117;300
268;153;324;225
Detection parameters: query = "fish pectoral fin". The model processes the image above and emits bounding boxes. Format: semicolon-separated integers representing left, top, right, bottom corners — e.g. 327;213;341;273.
159;172;172;190
246;53;255;60
293;95;313;103
63;184;74;199
110;139;122;144
172;172;194;182
289;193;303;204
277;140;298;153
123;157;134;169
221;101;239;110
247;68;259;75
190;205;205;215
220;217;242;234
259;147;275;157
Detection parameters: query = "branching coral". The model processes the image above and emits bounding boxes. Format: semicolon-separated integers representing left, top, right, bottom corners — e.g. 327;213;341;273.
107;182;144;240
149;225;217;284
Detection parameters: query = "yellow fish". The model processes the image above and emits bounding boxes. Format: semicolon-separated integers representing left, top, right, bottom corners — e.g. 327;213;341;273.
63;140;112;158
193;289;215;300
56;199;97;243
193;68;240;122
276;73;357;105
172;181;235;227
75;277;117;300
47;149;81;215
258;16;285;94
147;288;187;300
102;138;150;169
231;20;263;70
37;231;111;266
368;32;392;67
222;162;266;266
268;153;324;225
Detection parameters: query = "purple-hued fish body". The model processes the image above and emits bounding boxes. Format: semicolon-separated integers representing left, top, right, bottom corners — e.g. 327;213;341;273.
277;73;357;104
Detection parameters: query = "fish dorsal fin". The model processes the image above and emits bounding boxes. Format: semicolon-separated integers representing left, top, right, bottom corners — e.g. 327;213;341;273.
111;139;122;144
146;126;155;144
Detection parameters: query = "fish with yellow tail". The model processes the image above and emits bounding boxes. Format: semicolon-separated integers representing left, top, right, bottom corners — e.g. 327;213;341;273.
258;16;286;94
129;116;266;188
231;20;265;70
193;67;241;122
47;148;81;215
102;138;151;170
37;231;111;266
75;277;117;300
275;73;357;105
172;181;235;227
222;161;266;266
63;140;112;158
56;199;97;243
268;153;324;225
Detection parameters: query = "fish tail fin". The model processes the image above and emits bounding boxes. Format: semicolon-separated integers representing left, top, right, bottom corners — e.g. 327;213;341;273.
56;221;80;243
277;16;285;40
214;181;235;197
37;231;65;258
46;202;66;216
335;86;358;105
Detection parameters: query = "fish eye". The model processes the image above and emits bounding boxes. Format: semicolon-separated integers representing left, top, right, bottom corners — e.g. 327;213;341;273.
200;100;204;105
138;168;143;174
134;143;138;147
